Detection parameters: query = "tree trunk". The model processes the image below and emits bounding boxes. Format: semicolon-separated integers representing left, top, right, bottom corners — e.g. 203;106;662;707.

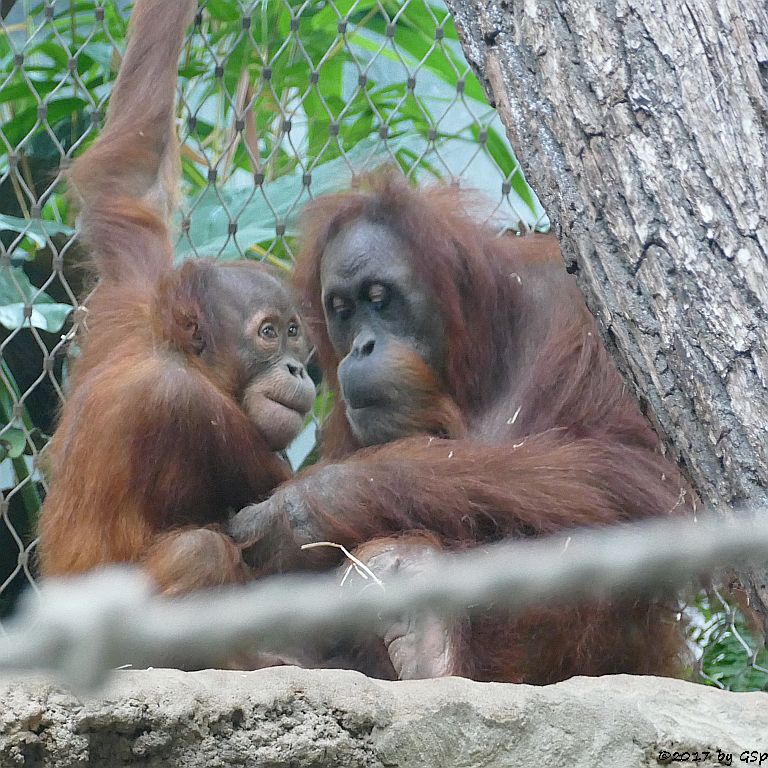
445;0;768;627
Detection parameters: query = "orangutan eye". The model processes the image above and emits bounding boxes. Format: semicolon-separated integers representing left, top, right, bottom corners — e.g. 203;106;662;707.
259;322;278;339
287;321;300;338
329;295;352;320
368;283;389;310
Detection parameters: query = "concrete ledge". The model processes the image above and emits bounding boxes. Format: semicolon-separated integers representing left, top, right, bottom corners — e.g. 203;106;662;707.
1;668;766;767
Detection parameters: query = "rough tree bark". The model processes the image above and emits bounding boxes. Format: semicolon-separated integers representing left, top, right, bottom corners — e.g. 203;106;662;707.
445;0;768;628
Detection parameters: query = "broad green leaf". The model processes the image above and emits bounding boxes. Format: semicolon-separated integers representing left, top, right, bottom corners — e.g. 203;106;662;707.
356;21;486;102
0;266;73;332
205;0;241;22
0;428;26;459
177;137;406;261
469;124;541;218
80;41;116;69
0;97;89;146
0;80;57;106
0;214;75;247
0;302;72;333
309;0;379;33
285;420;317;471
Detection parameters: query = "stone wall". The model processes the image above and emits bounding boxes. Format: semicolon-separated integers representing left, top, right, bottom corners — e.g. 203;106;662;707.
1;668;766;767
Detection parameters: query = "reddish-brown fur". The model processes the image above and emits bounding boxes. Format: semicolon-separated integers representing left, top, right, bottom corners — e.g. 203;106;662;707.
37;0;288;593
278;173;693;682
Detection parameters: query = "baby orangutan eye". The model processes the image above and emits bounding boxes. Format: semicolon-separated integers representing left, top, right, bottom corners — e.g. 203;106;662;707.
287;321;300;337
259;322;278;339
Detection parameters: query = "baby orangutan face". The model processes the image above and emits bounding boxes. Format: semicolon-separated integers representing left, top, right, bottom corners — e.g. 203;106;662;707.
201;264;316;451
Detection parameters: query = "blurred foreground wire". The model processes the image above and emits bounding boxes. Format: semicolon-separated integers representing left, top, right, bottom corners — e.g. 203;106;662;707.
1;515;767;691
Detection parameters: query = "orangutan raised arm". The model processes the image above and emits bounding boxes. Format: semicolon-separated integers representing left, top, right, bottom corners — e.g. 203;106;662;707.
37;0;315;603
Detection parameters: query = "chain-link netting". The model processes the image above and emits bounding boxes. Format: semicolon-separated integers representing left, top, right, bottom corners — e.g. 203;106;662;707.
0;0;765;691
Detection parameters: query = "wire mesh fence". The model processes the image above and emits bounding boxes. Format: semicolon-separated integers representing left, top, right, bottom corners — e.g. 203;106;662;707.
0;0;766;692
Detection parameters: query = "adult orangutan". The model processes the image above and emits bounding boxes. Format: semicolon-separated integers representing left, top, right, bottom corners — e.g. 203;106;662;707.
229;172;692;683
37;0;314;597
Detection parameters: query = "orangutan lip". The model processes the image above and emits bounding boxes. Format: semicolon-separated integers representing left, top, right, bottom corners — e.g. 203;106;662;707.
264;395;308;416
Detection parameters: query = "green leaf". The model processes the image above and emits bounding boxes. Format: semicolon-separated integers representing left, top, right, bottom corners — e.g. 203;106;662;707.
177;137;406;261
285;419;317;471
0;302;73;333
80;41;118;69
0;97;90;147
308;0;378;30
0;428;27;459
355;20;486;103
0;266;73;332
205;0;242;22
469;124;543;220
0;214;75;247
0;79;57;106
